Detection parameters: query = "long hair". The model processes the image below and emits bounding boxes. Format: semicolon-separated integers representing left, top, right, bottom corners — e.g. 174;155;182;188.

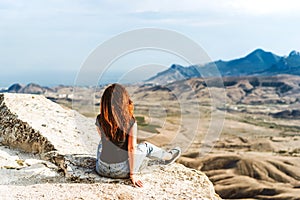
99;83;134;142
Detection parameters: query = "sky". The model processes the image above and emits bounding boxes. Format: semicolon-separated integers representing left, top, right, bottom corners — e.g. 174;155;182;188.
1;0;300;87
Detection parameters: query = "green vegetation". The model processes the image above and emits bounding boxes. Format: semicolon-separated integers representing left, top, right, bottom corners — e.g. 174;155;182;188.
135;115;161;133
238;115;300;132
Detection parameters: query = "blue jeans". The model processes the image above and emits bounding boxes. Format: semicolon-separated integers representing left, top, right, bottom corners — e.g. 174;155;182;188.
95;142;167;179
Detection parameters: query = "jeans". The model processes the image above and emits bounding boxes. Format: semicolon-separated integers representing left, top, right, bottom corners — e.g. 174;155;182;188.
95;142;168;179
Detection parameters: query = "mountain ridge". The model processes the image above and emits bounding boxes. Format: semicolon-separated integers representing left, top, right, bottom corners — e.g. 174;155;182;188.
147;49;300;84
1;82;54;94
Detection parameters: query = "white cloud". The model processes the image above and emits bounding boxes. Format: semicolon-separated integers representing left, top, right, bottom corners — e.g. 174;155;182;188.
131;0;226;13
2;0;300;19
136;17;229;27
226;0;300;16
122;0;300;16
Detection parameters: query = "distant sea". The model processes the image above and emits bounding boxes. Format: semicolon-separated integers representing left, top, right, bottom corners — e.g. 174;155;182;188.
0;70;127;88
0;69;77;88
1;68;155;88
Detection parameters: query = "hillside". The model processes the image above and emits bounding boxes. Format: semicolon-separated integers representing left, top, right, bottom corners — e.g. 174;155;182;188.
140;75;300;118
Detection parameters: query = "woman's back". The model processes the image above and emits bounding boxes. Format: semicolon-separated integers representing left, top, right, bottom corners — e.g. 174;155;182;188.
96;114;133;163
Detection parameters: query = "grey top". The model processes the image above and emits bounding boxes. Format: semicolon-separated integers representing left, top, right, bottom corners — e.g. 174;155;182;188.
95;114;134;164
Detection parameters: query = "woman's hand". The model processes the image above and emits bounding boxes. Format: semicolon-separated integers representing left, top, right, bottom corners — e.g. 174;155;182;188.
128;123;143;187
130;175;143;187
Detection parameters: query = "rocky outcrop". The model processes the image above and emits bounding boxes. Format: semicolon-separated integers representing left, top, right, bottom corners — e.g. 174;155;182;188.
0;93;220;199
0;94;55;153
0;93;99;171
0;93;101;176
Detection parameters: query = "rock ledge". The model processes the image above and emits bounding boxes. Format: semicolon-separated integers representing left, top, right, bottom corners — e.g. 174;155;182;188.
0;93;221;199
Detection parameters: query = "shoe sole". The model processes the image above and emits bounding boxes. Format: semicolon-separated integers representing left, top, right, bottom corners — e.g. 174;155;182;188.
165;149;181;165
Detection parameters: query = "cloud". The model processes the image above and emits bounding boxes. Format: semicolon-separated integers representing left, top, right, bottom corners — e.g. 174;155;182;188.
125;0;300;16
227;0;300;16
2;0;300;19
134;17;229;27
112;0;300;28
130;0;224;13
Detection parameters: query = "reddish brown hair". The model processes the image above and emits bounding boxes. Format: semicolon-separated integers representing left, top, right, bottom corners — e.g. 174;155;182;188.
99;83;134;142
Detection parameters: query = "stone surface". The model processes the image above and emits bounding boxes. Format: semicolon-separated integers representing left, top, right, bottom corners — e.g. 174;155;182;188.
0;163;221;200
0;93;98;155
0;145;62;185
0;93;99;175
0;93;221;199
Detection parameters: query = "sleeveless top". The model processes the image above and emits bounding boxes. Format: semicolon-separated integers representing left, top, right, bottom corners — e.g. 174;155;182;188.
95;114;134;164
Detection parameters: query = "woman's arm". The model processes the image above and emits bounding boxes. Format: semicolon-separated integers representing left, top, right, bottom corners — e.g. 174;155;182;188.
96;126;102;137
128;122;143;187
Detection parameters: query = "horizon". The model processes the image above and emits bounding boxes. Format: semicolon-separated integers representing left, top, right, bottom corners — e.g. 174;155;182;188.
1;47;299;88
1;0;300;87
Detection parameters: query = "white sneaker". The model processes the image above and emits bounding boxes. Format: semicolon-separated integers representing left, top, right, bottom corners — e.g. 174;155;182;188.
164;147;181;165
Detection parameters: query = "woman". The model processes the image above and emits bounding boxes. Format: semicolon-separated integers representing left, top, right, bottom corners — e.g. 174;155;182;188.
95;83;181;187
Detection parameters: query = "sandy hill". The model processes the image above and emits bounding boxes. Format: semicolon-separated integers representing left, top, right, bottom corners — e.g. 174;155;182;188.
179;150;300;200
0;93;220;200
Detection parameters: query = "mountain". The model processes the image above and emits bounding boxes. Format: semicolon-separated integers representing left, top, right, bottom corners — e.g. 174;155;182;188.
218;48;281;76
1;83;54;94
19;83;54;94
7;83;23;93
259;50;300;76
147;49;300;84
147;64;201;83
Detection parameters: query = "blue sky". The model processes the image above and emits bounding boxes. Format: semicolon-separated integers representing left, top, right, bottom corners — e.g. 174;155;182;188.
1;0;300;86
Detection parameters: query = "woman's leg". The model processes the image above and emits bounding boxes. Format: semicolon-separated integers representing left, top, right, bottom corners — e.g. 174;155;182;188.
134;142;170;172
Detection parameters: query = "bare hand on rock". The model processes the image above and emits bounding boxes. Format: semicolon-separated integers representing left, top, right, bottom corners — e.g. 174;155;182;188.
130;175;143;187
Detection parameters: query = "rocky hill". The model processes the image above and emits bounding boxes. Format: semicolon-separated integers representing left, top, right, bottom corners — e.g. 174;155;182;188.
0;93;220;199
147;49;300;84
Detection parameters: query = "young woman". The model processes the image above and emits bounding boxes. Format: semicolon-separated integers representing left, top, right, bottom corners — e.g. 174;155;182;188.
95;83;181;187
